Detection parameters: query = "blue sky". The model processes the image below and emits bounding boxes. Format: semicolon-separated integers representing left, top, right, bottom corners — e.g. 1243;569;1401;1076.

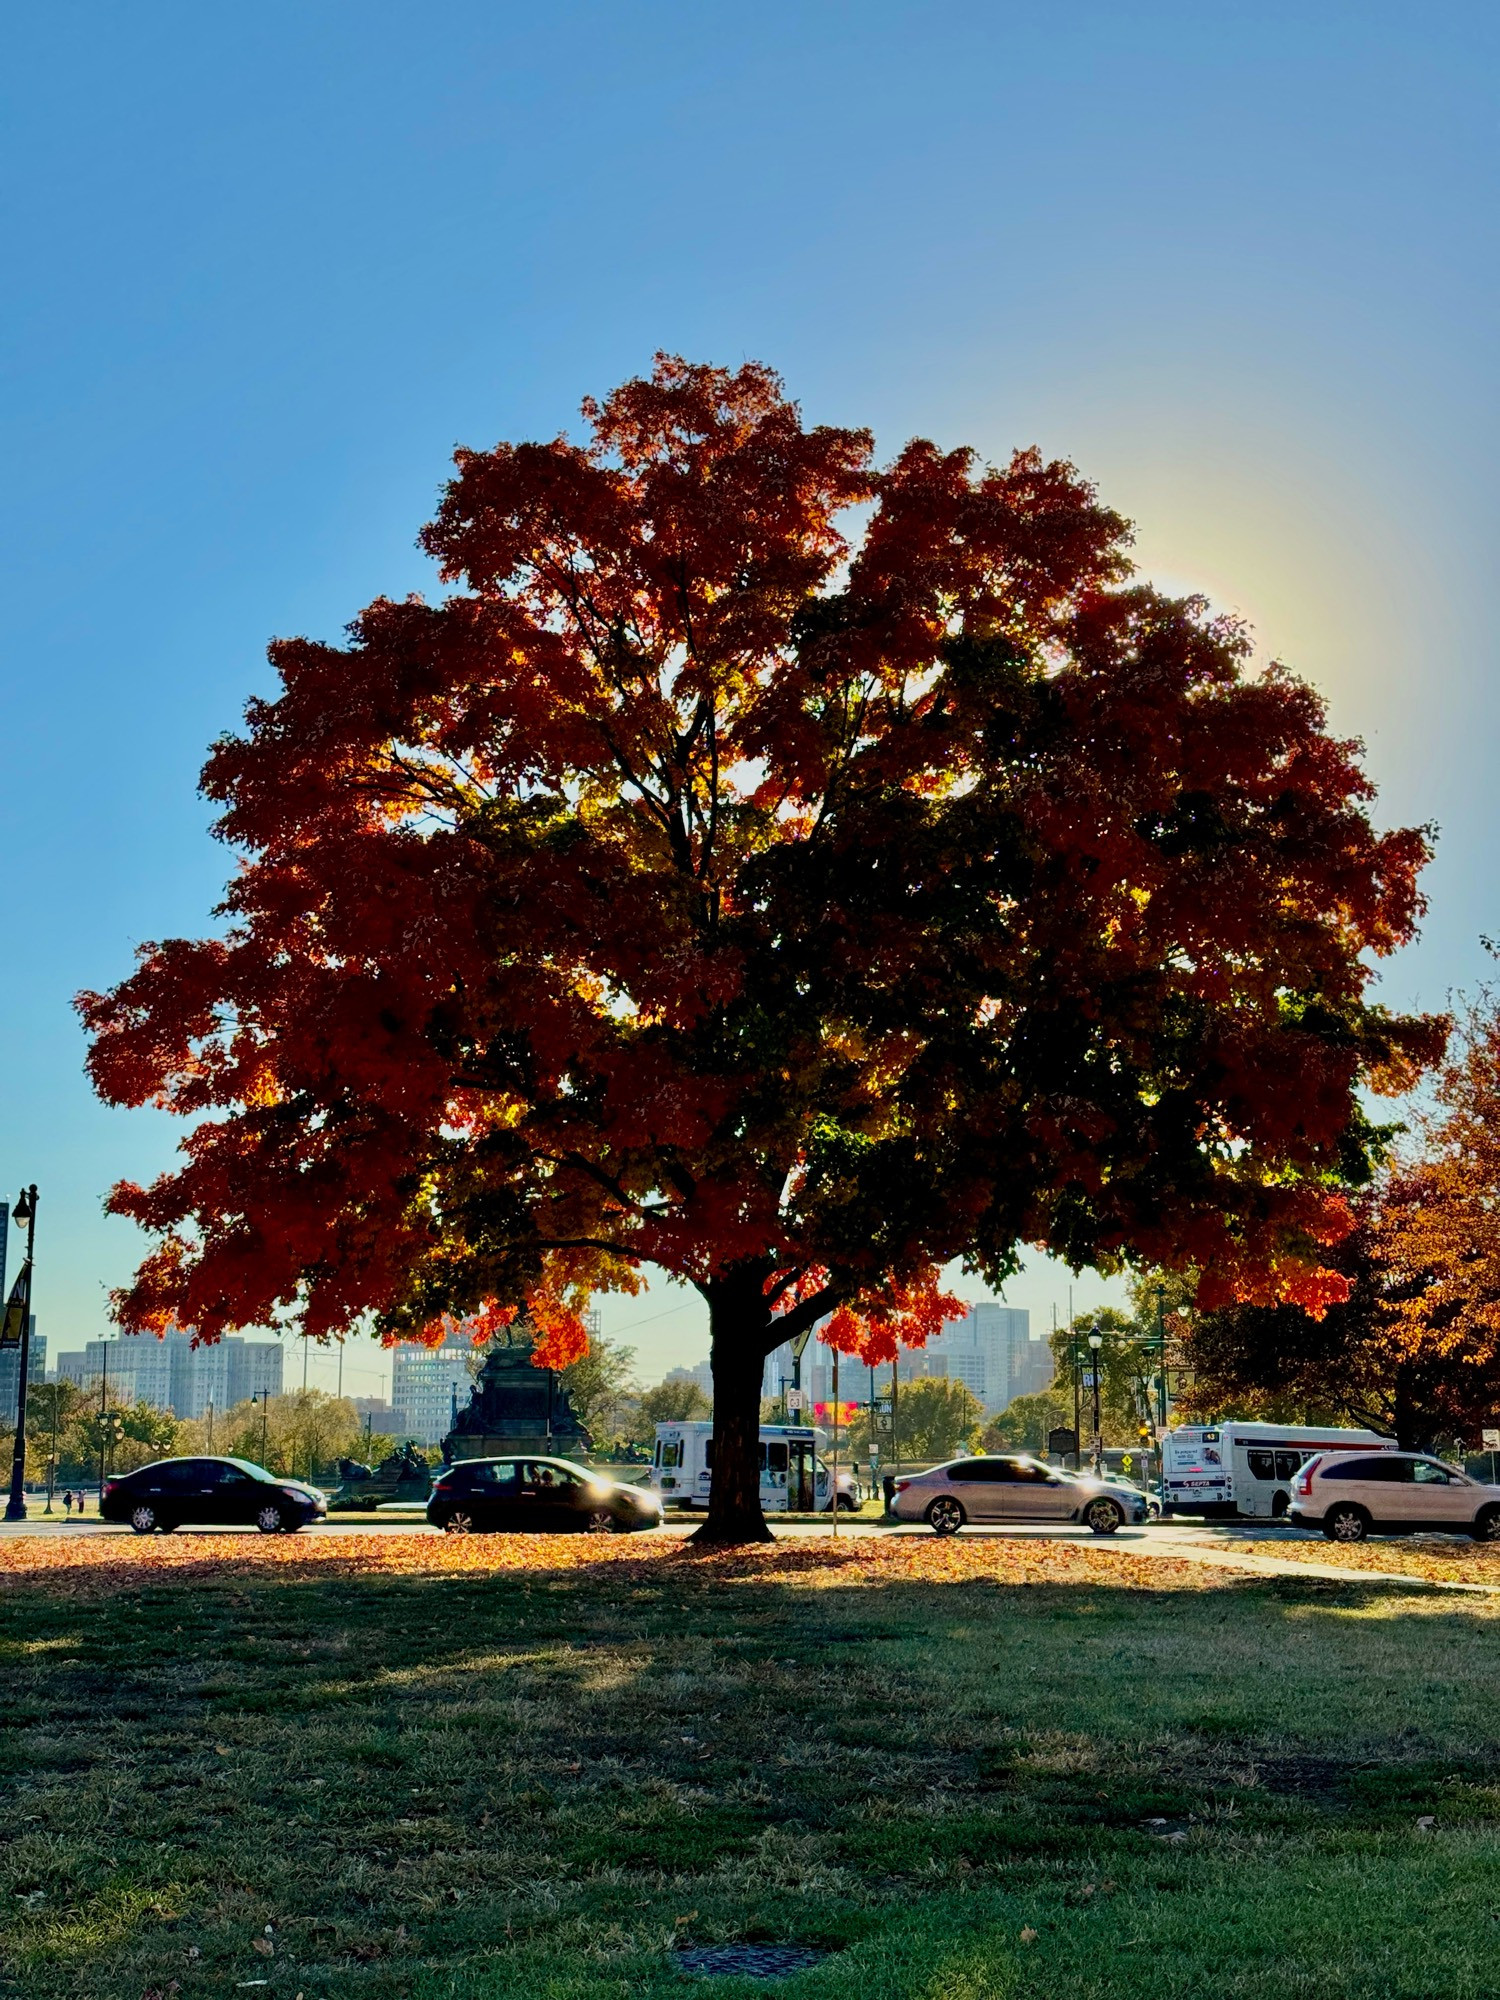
3;2;1495;1394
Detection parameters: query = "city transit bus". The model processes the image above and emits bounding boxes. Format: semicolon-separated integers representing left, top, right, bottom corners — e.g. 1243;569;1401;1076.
1163;1421;1396;1519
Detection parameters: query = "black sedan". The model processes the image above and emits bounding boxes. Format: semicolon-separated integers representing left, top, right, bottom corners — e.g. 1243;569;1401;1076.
426;1456;661;1534
101;1457;328;1534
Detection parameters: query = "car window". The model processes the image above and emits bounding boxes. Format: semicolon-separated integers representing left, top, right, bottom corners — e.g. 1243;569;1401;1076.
1321;1457;1400;1481
1247;1449;1276;1480
1413;1460;1455;1484
160;1462;202;1490
1273;1451;1300;1481
469;1462;519;1488
1008;1461;1052;1483
949;1460;1006;1481
524;1463;580;1488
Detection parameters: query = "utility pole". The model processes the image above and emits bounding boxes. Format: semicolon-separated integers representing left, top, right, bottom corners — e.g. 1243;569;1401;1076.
98;1335;110;1513
891;1351;900;1477
1155;1283;1170;1512
831;1345;839;1538
2;1185;38;1521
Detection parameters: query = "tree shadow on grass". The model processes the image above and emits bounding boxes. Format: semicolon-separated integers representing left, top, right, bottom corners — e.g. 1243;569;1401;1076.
3;1552;1499;1998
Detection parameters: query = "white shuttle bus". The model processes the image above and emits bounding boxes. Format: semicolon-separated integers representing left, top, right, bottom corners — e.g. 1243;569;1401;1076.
651;1421;833;1513
1164;1421;1397;1519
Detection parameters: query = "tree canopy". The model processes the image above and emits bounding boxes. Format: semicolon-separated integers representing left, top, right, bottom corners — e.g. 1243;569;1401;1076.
80;354;1441;1537
1185;997;1500;1449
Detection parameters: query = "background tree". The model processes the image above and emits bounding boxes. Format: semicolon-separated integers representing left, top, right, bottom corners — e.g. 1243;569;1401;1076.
560;1337;640;1451
1184;999;1500;1450
845;1377;985;1463
634;1377;711;1436
1373;995;1500;1447
1176;1227;1405;1432
208;1389;366;1479
65;1398;179;1480
980;1389;1073;1454
80;356;1442;1541
1049;1304;1171;1447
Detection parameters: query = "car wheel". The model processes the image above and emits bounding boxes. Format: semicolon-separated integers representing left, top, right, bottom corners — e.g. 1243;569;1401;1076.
129;1503;158;1535
926;1495;966;1537
255;1504;288;1534
444;1510;476;1535
1324;1503;1369;1543
1472;1505;1500;1542
1085;1498;1124;1535
584;1507;619;1534
1271;1492;1289;1519
836;1494;857;1512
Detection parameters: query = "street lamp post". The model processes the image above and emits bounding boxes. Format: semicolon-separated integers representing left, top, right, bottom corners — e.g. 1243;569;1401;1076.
3;1184;38;1521
1087;1331;1104;1475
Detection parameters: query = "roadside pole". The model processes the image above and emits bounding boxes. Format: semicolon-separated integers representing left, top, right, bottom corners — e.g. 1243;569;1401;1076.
831;1346;839;1539
97;1339;109;1514
1155;1284;1170;1514
2;1186;38;1521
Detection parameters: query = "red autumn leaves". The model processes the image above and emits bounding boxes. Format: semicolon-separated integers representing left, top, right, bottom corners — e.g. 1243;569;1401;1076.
78;354;1439;1388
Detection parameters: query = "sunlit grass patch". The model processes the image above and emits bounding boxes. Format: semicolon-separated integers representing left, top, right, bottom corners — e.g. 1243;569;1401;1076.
2;1537;1499;1997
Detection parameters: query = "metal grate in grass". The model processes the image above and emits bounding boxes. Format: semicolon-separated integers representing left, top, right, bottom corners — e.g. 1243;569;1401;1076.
673;1942;830;1979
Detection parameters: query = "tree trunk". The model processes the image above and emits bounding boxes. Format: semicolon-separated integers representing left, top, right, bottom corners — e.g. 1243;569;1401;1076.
691;1271;776;1545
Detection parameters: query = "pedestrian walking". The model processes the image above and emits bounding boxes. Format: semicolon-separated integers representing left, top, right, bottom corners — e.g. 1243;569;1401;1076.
62;1489;73;1519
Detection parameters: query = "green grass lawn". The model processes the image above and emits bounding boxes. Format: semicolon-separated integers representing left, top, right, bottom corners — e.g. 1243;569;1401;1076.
2;1541;1498;1999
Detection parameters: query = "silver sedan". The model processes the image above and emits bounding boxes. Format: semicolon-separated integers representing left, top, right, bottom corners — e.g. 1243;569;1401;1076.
890;1454;1151;1535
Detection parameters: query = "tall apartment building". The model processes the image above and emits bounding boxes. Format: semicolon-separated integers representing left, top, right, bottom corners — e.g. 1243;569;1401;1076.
390;1339;478;1444
765;1303;1050;1416
932;1304;1051;1411
177;1334;282;1417
663;1359;715;1401
55;1331;283;1415
0;1327;45;1424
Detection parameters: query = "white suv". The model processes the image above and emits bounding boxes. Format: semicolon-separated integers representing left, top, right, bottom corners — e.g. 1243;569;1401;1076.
1289;1450;1500;1543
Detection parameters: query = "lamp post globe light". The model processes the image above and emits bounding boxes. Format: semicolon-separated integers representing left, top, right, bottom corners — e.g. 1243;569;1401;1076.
3;1185;39;1522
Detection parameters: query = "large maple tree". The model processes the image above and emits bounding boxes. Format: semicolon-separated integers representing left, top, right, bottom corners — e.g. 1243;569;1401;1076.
81;356;1441;1540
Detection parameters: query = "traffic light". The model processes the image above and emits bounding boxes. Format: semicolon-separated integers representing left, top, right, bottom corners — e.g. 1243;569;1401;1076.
1138;1421;1152;1445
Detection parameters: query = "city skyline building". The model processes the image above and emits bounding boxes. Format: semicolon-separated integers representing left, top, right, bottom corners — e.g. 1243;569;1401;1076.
0;1326;44;1425
761;1303;1051;1416
54;1330;283;1416
663;1360;715;1402
390;1339;478;1444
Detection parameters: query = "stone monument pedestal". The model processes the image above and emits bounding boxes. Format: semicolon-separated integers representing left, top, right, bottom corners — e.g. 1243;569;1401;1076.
442;1328;592;1463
